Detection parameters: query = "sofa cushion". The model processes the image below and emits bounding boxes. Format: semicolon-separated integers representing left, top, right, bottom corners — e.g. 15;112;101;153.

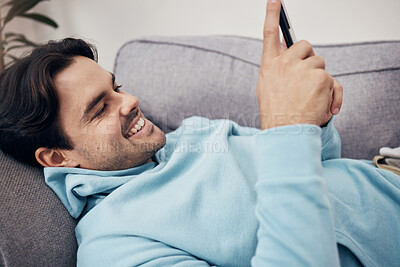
0;150;77;266
114;36;400;159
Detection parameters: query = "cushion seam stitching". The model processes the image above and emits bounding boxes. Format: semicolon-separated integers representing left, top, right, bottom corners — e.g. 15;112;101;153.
114;39;400;77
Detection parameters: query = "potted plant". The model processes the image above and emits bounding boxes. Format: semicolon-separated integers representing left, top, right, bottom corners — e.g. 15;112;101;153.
0;0;58;72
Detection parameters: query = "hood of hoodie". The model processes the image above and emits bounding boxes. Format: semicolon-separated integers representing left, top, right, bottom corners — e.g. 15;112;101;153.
44;162;157;218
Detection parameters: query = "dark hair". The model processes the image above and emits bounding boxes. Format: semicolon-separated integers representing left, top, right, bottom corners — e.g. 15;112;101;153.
0;38;98;167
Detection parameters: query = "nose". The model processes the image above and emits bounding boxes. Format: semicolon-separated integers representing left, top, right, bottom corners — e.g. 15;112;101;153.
119;93;140;117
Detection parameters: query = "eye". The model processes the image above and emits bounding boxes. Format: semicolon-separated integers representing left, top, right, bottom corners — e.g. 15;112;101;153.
114;84;122;93
92;104;107;120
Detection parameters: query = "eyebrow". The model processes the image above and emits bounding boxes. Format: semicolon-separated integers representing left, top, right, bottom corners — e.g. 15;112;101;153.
81;72;116;124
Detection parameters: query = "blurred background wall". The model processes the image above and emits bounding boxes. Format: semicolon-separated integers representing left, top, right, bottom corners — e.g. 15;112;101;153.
6;0;400;71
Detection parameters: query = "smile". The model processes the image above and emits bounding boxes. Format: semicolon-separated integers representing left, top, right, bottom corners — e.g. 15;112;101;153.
125;117;145;138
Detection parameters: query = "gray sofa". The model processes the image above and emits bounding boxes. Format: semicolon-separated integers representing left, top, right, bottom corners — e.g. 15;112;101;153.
0;36;399;266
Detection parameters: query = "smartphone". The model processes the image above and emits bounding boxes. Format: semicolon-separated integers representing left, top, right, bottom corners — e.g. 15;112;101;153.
280;0;297;48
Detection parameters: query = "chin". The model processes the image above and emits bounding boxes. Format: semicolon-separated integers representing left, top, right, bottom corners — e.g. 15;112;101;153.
129;140;166;168
150;127;167;150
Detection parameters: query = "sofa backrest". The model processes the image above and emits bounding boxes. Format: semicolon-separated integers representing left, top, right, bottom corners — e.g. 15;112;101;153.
115;36;400;160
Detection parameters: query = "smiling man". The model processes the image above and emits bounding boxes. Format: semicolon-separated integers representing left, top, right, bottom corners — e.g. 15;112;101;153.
35;55;166;171
0;0;399;266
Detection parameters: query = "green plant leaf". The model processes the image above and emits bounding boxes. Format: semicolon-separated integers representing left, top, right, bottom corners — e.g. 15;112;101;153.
5;53;20;68
17;13;58;28
0;0;24;9
10;38;38;47
4;32;23;40
4;33;39;47
3;0;48;25
5;54;19;60
0;43;7;51
4;0;32;7
5;44;26;52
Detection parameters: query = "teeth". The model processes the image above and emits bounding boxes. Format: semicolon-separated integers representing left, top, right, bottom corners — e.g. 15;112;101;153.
138;118;144;126
126;117;145;138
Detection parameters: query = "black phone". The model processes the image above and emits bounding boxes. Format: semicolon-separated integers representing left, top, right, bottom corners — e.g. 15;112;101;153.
279;0;297;48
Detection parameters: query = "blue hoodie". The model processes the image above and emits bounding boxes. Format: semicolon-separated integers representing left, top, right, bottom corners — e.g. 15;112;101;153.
45;117;400;267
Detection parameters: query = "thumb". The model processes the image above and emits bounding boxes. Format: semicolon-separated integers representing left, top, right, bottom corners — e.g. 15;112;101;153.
331;78;343;115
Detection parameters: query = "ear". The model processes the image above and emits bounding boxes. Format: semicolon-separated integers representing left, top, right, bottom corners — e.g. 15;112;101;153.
35;147;79;168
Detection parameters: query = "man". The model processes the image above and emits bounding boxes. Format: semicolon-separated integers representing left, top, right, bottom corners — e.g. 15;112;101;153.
0;0;399;266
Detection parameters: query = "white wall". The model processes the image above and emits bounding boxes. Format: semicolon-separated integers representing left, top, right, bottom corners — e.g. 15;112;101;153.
6;0;400;72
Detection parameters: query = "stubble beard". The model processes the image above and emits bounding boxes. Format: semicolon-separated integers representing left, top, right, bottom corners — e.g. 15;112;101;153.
77;125;166;171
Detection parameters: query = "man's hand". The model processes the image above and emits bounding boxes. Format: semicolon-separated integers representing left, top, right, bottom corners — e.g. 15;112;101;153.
257;0;342;130
322;78;343;126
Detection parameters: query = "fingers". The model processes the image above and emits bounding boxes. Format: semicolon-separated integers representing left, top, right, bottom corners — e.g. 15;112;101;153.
330;78;343;115
262;0;282;61
286;40;315;59
302;55;326;69
328;73;335;91
282;34;288;50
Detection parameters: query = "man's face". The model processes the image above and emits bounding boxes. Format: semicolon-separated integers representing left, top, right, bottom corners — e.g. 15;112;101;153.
54;56;166;170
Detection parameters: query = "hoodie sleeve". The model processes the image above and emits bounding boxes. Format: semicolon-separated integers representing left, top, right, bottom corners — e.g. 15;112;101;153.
321;116;341;161
77;234;215;267
251;124;340;267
